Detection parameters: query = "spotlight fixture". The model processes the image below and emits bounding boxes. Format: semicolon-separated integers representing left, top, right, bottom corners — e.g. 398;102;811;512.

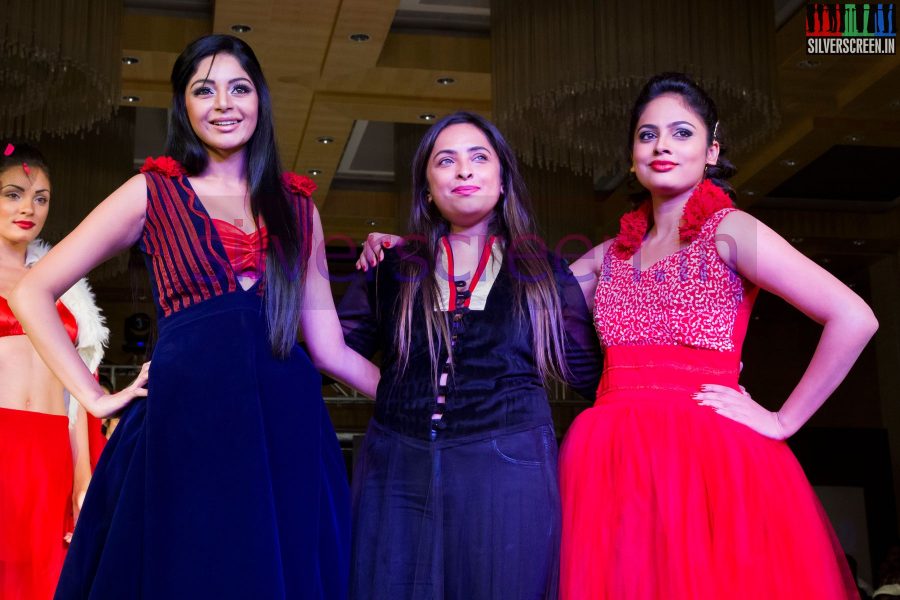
743;190;757;197
843;134;863;143
419;113;436;121
122;56;140;65
316;136;335;144
231;24;252;33
367;219;376;226
308;168;322;176
780;159;797;167
436;77;456;85
122;95;141;103
349;33;370;42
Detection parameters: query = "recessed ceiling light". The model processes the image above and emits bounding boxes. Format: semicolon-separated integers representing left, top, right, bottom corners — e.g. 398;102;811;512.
367;219;376;226
790;237;804;244
852;239;867;246
316;136;334;144
436;77;456;85
780;159;797;167
122;95;140;103
797;59;820;69
122;56;140;65
308;169;322;176
349;33;370;42
419;113;436;121
743;190;757;196
844;134;863;143
231;24;252;33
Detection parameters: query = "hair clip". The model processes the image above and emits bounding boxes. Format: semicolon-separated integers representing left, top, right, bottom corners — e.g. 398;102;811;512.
712;121;720;141
3;143;13;157
22;162;31;177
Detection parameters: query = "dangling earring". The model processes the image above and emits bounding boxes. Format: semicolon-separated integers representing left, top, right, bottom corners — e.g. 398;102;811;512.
426;191;433;203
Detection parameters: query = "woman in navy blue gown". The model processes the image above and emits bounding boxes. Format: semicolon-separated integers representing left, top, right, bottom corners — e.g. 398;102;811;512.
10;34;378;599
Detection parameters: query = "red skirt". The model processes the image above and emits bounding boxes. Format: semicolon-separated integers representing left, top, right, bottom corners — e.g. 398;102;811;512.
0;407;72;600
559;346;858;599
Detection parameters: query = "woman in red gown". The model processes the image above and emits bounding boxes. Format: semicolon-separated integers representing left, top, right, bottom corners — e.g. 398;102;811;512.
560;73;878;599
0;143;111;599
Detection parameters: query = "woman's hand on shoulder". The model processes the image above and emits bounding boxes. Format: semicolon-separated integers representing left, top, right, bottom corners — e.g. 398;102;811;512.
355;232;404;271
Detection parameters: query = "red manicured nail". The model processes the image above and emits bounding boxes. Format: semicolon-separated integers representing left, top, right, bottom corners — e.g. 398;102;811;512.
383;241;391;248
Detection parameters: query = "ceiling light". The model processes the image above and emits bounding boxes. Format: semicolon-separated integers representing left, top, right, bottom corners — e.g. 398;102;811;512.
796;59;820;69
349;33;370;42
308;169;322;176
122;95;140;103
780;159;797;167
231;24;252;33
436;77;456;85
122;56;140;65
316;136;334;144
843;134;863;143
419;113;436;121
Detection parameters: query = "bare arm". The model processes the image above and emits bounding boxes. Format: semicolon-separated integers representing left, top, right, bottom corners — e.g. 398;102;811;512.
301;205;380;398
697;211;878;438
569;239;612;311
70;403;92;531
9;175;150;416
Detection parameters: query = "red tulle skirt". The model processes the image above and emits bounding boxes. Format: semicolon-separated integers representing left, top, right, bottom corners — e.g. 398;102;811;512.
559;346;858;599
0;407;72;600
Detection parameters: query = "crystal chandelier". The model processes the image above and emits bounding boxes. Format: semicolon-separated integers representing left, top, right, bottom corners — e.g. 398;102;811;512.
492;0;781;176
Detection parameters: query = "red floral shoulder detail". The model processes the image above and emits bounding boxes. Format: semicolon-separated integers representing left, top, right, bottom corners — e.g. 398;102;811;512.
678;179;733;243
282;172;317;197
611;201;652;260
611;180;734;260
139;156;186;177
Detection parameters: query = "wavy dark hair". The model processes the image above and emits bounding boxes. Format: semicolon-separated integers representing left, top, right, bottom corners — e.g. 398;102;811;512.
395;111;568;384
628;72;737;199
0;142;50;180
167;34;304;358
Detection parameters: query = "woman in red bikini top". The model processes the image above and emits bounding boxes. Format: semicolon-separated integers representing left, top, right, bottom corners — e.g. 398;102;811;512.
0;143;111;600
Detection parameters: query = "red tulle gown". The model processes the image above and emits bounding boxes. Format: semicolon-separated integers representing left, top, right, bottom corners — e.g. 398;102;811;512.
559;206;858;599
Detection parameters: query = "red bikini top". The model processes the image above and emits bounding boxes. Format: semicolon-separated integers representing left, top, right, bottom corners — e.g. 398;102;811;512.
0;295;78;344
211;219;268;280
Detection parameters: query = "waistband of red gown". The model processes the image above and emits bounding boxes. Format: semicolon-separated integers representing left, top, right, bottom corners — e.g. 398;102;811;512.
596;345;741;406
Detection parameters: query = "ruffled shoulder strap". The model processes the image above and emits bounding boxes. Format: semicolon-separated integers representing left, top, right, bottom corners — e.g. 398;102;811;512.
139;156;186;177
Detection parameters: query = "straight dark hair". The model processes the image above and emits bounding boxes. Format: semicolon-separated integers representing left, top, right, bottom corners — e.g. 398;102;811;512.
167;34;304;358
395;111;568;384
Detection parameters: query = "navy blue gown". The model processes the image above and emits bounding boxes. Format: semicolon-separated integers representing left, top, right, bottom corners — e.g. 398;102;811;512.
55;162;350;599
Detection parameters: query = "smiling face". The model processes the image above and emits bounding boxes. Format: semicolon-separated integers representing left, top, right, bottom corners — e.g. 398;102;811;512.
0;165;50;246
632;93;719;199
184;52;259;157
425;123;504;233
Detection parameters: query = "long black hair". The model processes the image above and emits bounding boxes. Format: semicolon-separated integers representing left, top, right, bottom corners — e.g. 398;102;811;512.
628;72;737;199
396;111;568;384
167;34;304;358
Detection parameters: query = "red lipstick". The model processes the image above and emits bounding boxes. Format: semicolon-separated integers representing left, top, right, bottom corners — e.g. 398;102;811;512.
649;160;677;172
14;220;35;230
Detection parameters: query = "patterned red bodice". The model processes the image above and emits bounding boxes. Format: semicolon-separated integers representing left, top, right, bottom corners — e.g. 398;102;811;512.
594;208;758;353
